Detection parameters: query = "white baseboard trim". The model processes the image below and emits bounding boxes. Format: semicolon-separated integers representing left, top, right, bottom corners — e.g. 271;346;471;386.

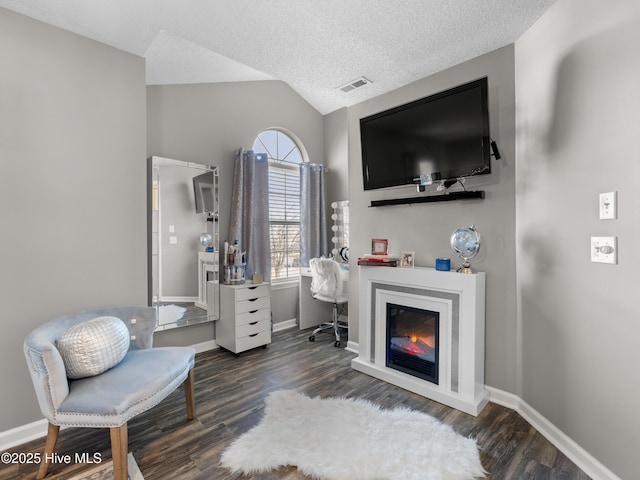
0;418;48;452
273;318;297;332
486;386;621;480
191;339;218;354
345;340;359;354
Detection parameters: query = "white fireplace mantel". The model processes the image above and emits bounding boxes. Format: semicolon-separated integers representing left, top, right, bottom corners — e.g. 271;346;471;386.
351;266;488;416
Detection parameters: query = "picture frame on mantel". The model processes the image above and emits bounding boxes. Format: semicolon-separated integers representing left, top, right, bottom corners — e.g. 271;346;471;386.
401;251;415;268
371;238;388;255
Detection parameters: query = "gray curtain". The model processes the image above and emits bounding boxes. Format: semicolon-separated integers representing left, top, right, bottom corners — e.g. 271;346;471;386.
228;149;271;282
300;163;328;266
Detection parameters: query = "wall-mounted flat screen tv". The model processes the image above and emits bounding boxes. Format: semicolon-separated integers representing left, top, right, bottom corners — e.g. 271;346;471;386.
360;77;491;191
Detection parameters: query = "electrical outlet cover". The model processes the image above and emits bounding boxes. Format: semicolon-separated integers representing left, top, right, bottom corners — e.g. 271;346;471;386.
599;191;617;219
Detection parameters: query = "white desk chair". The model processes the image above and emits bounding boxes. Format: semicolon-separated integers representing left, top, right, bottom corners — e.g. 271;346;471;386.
308;257;348;347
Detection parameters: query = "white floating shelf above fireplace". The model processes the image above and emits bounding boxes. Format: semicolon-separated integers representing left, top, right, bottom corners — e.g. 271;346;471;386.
352;266;488;416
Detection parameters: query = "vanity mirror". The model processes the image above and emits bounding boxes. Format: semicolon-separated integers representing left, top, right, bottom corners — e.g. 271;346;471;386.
331;200;349;264
149;156;220;330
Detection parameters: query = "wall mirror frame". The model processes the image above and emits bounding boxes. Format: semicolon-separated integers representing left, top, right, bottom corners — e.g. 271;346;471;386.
330;200;349;266
148;156;219;331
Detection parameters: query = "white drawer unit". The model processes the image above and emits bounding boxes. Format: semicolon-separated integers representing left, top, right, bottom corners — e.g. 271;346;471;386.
217;282;271;355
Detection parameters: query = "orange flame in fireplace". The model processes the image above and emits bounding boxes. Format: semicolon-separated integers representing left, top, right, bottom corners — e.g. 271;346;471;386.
401;334;435;355
411;334;435;348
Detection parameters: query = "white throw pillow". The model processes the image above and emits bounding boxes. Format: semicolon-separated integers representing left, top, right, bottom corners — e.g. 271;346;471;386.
56;316;130;379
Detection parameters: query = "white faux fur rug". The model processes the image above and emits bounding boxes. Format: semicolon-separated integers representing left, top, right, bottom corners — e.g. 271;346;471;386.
220;390;486;480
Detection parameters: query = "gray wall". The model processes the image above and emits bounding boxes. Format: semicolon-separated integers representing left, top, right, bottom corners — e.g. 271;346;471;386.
0;8;147;430
515;0;640;478
147;81;325;346
324;108;350;204
346;45;518;393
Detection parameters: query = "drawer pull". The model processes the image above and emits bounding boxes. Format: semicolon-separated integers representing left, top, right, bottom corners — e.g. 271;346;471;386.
249;310;258;314
249;321;258;325
248;286;258;290
248;298;258;302
249;333;259;337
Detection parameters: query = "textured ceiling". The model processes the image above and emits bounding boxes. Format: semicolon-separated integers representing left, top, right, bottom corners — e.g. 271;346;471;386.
0;0;556;114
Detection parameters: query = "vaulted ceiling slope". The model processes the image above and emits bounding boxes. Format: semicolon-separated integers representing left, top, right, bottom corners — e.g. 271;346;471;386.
0;0;556;114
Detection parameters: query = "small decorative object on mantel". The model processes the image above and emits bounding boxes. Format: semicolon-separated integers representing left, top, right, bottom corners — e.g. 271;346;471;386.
371;238;388;255
435;257;451;271
400;251;415;268
450;225;481;274
357;254;398;267
359;238;397;266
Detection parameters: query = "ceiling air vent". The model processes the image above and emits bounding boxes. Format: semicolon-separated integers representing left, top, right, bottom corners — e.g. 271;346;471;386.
338;77;371;93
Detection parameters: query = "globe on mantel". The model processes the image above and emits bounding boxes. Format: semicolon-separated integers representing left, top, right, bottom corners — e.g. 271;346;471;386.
450;225;481;274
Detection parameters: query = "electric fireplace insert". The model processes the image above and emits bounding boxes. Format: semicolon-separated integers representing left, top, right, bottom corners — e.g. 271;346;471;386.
386;303;439;384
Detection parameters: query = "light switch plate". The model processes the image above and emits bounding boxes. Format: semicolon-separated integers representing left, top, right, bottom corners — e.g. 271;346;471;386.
599;191;617;219
591;236;617;264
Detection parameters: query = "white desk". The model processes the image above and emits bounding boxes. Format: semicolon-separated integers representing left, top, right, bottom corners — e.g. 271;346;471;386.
298;266;349;330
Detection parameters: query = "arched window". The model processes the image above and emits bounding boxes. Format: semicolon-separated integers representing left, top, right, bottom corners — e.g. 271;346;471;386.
253;129;305;281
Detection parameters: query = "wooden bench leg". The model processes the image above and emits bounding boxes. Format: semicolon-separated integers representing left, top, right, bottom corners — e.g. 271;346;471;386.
110;424;128;480
184;367;195;420
36;423;59;480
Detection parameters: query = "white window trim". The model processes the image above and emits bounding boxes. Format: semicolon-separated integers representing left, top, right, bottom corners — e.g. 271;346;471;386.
270;277;300;290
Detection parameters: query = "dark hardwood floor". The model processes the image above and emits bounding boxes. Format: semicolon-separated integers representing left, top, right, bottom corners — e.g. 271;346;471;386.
4;327;591;480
